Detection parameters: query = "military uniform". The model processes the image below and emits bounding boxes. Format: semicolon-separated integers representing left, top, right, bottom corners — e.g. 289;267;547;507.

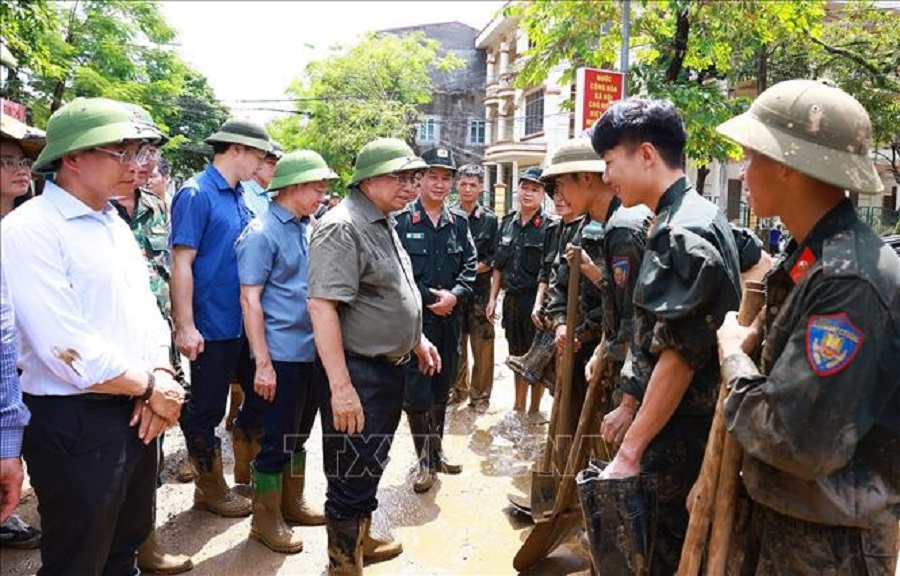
494;208;558;355
623;177;742;574
451;202;498;407
716;80;900;575
395;198;477;412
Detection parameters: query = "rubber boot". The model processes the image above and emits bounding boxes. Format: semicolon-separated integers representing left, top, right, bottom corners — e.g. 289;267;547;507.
407;411;435;493
192;447;252;518
136;529;194;575
361;514;403;563
232;427;262;487
577;459;659;576
249;466;303;554
225;382;243;431
176;457;197;483
326;517;363;576
282;451;325;526
429;404;461;474
506;330;556;385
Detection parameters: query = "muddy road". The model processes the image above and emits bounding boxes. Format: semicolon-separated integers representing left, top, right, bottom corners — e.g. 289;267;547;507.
1;337;589;575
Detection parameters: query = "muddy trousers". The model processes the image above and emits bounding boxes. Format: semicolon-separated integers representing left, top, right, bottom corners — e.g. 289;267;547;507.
253;361;319;474
404;314;461;412
317;355;405;520
737;503;899;576
180;337;265;466
453;294;495;404
22;393;157;576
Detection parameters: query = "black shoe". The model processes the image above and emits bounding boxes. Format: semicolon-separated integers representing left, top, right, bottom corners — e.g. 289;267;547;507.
0;515;41;550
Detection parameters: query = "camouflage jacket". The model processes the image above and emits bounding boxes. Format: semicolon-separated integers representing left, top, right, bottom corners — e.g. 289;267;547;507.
113;189;172;319
724;200;900;528
622;177;742;416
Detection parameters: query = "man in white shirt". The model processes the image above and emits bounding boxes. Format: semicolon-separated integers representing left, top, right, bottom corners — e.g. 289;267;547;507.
1;97;186;575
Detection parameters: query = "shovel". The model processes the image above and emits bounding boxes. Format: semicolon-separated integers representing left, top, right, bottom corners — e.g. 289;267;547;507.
514;311;606;572
528;246;582;520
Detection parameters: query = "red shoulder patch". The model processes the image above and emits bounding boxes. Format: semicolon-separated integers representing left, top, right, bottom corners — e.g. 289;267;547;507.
533;215;542;227
790;247;816;284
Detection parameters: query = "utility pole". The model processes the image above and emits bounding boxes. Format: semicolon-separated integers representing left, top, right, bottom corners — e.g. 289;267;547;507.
620;0;631;97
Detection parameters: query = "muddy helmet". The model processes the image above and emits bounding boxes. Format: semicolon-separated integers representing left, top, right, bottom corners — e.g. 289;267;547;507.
119;102;169;146
349;138;427;186
716;79;882;194
268;150;339;192
542;138;606;179
32;97;161;174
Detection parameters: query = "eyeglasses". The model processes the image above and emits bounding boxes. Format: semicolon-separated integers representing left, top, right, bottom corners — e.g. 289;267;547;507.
386;172;423;186
0;157;33;171
93;147;154;166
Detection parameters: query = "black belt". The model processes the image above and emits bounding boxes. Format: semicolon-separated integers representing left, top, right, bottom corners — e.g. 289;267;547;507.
24;392;132;403
345;351;411;366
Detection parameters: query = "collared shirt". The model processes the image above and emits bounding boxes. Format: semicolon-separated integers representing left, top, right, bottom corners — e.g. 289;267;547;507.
493;208;556;294
171;163;252;340
236;202;315;362
395;198;477;320
1;181;169;396
308;189;422;358
241;178;271;217
0;268;30;458
725;200;900;528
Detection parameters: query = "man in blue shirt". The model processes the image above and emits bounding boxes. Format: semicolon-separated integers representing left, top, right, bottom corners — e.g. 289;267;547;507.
241;141;283;217
235;150;336;554
171;118;272;518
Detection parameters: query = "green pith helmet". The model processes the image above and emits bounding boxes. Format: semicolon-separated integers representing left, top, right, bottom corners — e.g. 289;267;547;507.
120;102;169;146
421;146;457;171
519;166;544;185
32;97;161;174
205;117;271;153
1;112;46;160
268;150;339;192
349;137;427;186
716;79;883;194
541;138;606;179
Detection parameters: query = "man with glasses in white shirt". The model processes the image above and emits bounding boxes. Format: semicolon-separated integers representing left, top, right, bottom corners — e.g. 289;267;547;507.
1;97;185;575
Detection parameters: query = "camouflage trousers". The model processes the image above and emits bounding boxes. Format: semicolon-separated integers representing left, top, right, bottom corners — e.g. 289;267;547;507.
453;294;495;405
736;503;899;576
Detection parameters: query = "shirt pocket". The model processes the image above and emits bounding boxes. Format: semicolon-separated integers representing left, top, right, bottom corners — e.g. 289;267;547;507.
403;237;429;277
520;241;543;276
494;236;513;268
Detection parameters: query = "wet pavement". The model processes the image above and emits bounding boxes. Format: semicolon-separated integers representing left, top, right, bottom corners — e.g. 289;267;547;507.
0;334;590;575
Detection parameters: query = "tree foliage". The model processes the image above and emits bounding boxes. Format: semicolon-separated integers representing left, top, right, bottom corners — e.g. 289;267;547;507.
268;32;464;193
512;0;898;187
1;0;228;176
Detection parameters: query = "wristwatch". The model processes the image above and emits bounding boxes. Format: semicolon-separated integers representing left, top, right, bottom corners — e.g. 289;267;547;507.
139;371;155;403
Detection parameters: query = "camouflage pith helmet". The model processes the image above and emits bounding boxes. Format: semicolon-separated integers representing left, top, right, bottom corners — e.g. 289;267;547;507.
119;102;169;146
32;97;161;174
519;166;544;185
268;150;339;192
349;138;427;186
1;112;46;160
421;146;457;171
716;79;883;194
541;138;606;179
205;117;272;153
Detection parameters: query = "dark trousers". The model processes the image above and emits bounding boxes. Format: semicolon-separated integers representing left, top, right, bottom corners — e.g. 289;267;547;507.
502;290;538;355
403;315;461;412
317;355;405;520
253;361;319;474
180;337;263;459
22;394;157;576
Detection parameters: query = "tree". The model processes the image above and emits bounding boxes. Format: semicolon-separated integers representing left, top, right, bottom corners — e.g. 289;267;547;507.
511;0;866;192
1;0;229;175
268;32;463;193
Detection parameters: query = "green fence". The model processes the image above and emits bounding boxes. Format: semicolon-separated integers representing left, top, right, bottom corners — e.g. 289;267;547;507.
856;206;899;234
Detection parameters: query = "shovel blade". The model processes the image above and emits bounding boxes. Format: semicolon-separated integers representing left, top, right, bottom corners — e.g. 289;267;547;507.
530;470;558;521
513;509;582;572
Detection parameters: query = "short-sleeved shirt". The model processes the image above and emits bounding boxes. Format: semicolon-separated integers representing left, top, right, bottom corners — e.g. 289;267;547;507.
170;163;252;341
453;203;498;296
235;202;315;363
308;189;422;358
493;208;557;295
241;178;271;217
623;177;742;415
725;200;900;528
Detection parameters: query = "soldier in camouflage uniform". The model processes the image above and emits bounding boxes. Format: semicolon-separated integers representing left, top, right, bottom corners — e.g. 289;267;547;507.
486;167;557;413
590;99;743;575
109;103;193;575
450;164;498;411
717;80;900;575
